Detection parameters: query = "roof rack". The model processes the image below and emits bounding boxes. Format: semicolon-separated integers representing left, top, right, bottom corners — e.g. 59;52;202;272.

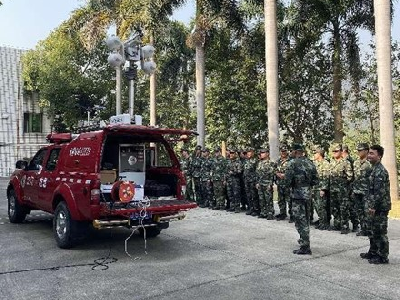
46;132;73;144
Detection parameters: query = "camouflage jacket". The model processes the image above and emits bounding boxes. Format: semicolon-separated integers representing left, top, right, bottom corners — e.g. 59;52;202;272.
180;156;192;177
211;156;227;181
200;157;214;181
328;158;353;193
243;157;258;182
314;159;330;191
226;158;243;180
191;156;203;178
284;157;318;200
366;162;391;212
256;159;276;186
352;158;372;195
275;157;291;186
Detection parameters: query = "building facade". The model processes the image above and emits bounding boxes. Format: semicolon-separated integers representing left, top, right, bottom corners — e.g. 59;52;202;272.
0;46;51;177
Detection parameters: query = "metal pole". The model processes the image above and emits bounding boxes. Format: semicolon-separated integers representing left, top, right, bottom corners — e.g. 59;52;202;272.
129;79;134;118
116;67;122;115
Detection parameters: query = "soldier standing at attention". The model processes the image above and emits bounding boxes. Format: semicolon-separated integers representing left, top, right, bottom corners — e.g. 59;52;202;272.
200;148;213;208
255;147;276;220
191;145;203;206
342;144;357;231
226;148;243;213
239;150;248;210
180;148;193;201
313;147;330;230
284;144;318;255
352;143;372;236
243;147;259;216
322;143;353;234
211;147;226;210
360;145;391;264
275;145;291;221
225;149;231;210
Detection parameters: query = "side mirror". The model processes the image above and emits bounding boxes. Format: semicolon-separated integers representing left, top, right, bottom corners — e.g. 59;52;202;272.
16;160;28;170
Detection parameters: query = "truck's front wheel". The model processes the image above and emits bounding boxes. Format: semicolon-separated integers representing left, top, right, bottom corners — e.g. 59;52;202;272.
8;189;28;223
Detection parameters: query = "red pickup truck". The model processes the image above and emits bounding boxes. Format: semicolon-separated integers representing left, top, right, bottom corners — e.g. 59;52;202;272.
7;124;197;248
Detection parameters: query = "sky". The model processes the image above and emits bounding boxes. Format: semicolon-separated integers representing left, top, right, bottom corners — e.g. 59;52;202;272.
0;0;398;52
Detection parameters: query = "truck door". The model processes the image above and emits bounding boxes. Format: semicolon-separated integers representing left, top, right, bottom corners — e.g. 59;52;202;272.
38;147;62;211
23;148;48;206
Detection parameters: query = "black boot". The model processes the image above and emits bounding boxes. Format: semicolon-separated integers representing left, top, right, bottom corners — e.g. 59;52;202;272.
293;247;312;255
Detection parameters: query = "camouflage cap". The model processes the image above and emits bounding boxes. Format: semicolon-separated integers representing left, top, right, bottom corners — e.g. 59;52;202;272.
229;147;237;153
292;143;305;151
202;148;210;152
331;143;342;151
181;148;189;152
259;147;270;153
356;143;369;151
313;146;325;155
195;145;202;151
280;144;288;151
247;147;255;152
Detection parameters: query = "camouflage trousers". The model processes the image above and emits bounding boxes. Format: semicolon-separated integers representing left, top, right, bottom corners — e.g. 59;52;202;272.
200;180;213;207
351;193;366;230
292;199;310;248
184;176;194;201
330;190;350;230
244;179;258;212
277;184;291;217
257;184;274;217
312;190;329;226
192;177;202;205
227;177;241;211
213;180;225;209
366;212;389;259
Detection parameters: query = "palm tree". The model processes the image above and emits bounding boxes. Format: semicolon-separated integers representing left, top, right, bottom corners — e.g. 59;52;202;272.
374;0;399;204
265;0;279;160
291;0;375;143
188;0;243;147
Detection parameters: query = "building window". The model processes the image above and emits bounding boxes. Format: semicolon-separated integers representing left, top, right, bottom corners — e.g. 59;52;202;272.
24;113;43;133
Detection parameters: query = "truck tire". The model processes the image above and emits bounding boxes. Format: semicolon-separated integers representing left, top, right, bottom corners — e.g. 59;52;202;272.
53;201;86;249
139;226;161;238
8;189;28;223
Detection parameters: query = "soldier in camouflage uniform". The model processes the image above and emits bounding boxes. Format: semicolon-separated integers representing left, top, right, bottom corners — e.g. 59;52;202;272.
211;147;227;210
191;145;203;205
275;145;291;221
225;149;231;210
180;148;193;201
226;148;243;213
200;148;213;208
342;144;357;231
321;143;353;234
255;147;276;219
284;144;318;255
360;145;390;264
243;147;259;216
312;147;330;230
239;150;249;210
352;143;372;236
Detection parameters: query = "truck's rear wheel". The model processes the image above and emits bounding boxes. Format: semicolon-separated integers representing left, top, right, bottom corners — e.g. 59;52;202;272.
53;202;88;249
8;189;28;223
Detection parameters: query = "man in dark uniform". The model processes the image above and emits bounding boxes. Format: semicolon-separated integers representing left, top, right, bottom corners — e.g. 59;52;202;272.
275;145;291;220
284;144;318;255
360;145;391;264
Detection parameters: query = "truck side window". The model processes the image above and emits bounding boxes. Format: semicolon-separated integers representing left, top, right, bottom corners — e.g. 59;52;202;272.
157;144;172;167
28;149;48;171
45;148;61;171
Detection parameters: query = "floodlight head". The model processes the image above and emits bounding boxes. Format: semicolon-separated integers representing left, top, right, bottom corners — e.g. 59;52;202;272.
106;35;122;51
142;60;157;75
107;52;124;68
141;45;155;59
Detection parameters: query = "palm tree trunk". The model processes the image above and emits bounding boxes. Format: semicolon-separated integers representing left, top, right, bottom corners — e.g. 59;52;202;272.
196;45;205;147
332;21;343;142
265;0;279;161
374;0;399;206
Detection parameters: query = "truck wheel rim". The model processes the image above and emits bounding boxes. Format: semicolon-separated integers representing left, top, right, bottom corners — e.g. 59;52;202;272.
56;211;67;239
9;194;15;216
